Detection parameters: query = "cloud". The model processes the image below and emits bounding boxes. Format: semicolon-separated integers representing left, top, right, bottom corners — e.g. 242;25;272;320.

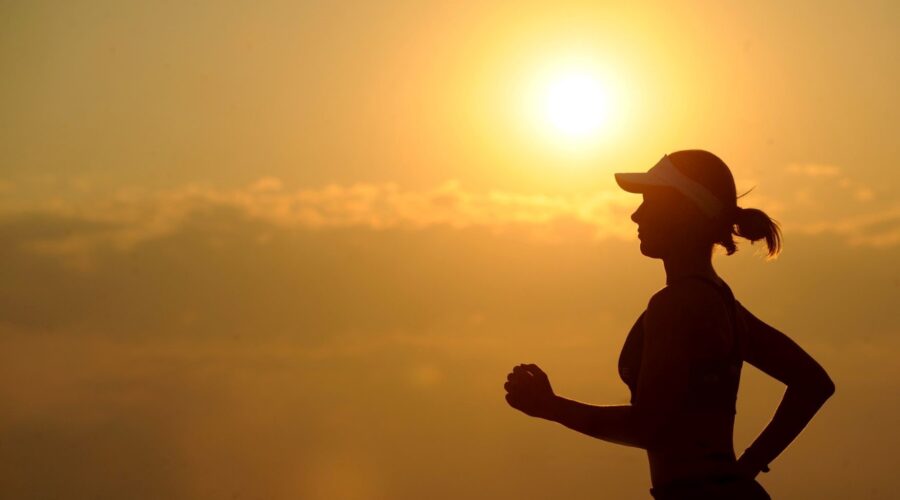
731;162;895;244
0;179;895;347
1;165;896;274
792;204;900;248
775;167;898;245
0;178;639;269
786;163;841;177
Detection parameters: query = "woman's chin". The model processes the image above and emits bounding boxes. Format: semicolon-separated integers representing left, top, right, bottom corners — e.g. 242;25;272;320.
639;240;664;259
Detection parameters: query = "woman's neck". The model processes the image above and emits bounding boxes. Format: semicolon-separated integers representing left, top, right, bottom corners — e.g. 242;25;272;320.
663;250;720;286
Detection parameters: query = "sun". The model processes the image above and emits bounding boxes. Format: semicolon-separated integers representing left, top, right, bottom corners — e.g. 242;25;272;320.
512;57;631;153
544;71;611;139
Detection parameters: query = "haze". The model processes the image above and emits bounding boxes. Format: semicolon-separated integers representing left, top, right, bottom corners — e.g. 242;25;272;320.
1;1;898;498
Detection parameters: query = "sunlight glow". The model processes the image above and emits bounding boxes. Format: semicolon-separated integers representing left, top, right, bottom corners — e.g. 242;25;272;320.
544;72;610;139
517;58;630;154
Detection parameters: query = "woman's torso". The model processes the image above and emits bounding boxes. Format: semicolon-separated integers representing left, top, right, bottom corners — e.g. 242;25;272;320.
618;274;745;488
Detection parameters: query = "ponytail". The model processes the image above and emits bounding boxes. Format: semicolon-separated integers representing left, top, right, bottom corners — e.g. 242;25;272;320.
714;206;783;260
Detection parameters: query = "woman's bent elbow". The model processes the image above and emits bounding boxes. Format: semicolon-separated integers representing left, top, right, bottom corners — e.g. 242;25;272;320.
820;375;836;399
810;372;836;402
789;370;835;404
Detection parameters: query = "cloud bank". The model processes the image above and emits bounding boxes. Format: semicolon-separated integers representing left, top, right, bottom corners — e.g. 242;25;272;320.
2;163;897;274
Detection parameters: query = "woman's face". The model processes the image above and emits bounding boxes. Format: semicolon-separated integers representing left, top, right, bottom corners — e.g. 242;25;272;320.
631;186;708;258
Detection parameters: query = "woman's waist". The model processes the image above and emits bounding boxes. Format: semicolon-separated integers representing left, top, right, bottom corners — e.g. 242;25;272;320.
648;447;739;488
647;413;737;487
651;409;735;445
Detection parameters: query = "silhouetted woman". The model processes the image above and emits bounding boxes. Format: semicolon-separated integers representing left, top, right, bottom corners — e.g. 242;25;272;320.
503;150;835;499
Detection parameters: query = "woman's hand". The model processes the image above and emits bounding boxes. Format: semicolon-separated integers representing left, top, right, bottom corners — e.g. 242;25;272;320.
504;363;558;420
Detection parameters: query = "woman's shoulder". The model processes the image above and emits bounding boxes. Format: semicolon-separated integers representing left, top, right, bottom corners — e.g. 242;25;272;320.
648;278;728;313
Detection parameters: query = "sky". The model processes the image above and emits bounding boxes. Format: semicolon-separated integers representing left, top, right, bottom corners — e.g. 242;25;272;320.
0;1;898;498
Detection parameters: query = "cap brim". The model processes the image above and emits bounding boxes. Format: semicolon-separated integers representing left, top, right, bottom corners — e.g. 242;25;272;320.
614;172;653;193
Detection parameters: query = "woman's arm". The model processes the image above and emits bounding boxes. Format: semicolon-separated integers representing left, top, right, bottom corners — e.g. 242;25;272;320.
735;301;836;475
505;365;653;449
543;397;660;449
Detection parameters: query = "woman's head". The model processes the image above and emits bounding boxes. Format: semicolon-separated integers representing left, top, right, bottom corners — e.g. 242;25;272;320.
619;150;782;260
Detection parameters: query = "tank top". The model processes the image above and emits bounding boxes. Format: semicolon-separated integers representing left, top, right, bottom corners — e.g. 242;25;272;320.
618;275;744;413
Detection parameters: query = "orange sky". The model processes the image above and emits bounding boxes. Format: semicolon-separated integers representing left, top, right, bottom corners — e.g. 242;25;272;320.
1;1;898;499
